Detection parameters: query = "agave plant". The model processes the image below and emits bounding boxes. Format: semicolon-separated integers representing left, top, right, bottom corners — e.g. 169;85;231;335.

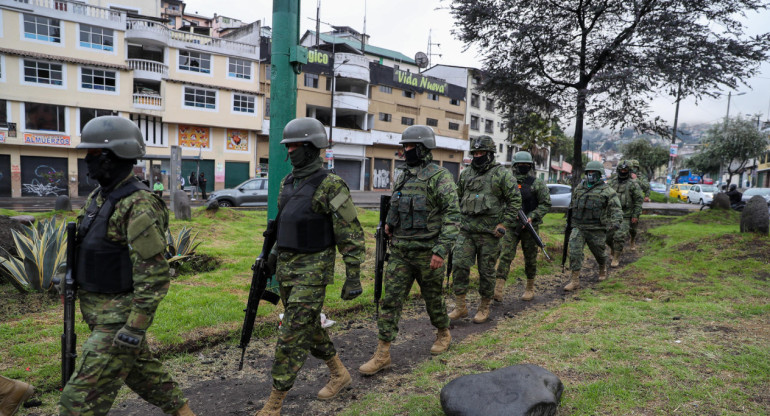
0;217;67;293
165;226;201;261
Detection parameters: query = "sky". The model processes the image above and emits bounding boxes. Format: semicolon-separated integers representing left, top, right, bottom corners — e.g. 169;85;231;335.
185;0;770;128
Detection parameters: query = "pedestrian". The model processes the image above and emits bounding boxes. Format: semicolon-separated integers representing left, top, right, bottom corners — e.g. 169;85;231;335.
359;125;460;376
153;177;164;198
188;171;198;199
606;160;643;267
564;160;622;291
256;118;365;416
495;151;551;301
0;375;34;416
60;116;195;416
627;159;650;249
198;172;207;200
449;136;521;323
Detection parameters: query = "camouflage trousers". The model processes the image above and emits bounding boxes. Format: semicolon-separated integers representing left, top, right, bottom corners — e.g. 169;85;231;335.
59;324;186;415
271;284;336;392
496;225;539;281
630;218;639;239
568;227;608;271
451;230;501;298
377;246;449;342
606;217;632;253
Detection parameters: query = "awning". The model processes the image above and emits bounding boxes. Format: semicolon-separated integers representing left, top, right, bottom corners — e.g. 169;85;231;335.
551;162;572;174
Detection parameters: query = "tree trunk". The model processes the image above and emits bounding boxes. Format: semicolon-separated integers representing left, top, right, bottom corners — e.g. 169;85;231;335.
571;88;587;187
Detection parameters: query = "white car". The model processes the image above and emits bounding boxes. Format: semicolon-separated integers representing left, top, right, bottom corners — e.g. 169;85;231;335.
547;184;572;208
687;184;718;205
741;187;770;203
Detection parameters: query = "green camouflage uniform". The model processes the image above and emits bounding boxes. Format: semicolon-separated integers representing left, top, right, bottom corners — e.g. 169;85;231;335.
378;157;460;342
630;172;649;241
60;174;187;415
270;168;364;392
452;163;520;298
496;173;551;281
568;180;622;271
606;176;643;253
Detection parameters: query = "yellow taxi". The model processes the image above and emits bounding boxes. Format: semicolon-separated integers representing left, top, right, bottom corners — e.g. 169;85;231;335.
669;184;692;201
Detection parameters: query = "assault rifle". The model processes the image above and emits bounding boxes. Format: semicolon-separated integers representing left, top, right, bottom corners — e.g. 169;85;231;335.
60;222;78;388
445;249;453;292
517;210;551;261
561;209;573;272
374;195;391;320
238;220;281;370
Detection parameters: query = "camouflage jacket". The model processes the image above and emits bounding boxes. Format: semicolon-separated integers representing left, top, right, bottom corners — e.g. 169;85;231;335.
569;180;623;231
457;163;521;233
633;173;651;198
77;174;171;330
607;177;643;219
514;173;551;227
275;170;364;287
387;162;460;259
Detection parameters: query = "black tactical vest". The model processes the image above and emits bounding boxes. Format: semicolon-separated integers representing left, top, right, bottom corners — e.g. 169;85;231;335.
276;169;334;253
519;176;538;214
76;179;148;293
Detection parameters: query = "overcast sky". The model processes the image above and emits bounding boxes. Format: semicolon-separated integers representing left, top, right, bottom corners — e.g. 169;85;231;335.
185;0;770;128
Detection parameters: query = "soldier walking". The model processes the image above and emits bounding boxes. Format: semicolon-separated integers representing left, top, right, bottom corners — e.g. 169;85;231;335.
449;136;520;323
257;118;365;415
627;159;650;249
359;125;460;375
59;116;194;416
606;161;643;267
495;151;551;301
564;161;623;291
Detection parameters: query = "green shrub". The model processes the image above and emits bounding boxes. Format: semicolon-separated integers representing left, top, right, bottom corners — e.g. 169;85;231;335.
0;218;66;293
165;226;201;261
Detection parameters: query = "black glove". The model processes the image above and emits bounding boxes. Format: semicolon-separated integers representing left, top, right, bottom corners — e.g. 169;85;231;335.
341;270;362;300
267;252;277;276
113;326;145;349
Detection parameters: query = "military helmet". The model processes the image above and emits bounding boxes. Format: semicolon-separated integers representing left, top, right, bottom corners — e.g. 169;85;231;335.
281;117;329;148
400;125;436;149
77;116;145;159
585;160;604;172
513;151;533;164
470;135;496;153
617;160;631;172
628;159;640;171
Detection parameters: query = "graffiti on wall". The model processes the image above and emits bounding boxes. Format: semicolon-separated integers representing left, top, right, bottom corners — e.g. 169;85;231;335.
21;156;68;197
373;158;391;189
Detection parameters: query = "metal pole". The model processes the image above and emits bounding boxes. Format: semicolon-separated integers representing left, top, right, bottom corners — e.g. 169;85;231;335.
665;78;682;202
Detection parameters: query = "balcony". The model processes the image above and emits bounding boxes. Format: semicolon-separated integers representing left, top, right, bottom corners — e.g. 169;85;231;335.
126;18;258;58
4;0;125;25
133;93;162;109
334;53;369;82
127;59;168;81
334;91;368;112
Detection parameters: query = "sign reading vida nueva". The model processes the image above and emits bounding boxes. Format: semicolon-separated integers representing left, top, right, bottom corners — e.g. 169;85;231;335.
393;69;447;95
24;133;71;146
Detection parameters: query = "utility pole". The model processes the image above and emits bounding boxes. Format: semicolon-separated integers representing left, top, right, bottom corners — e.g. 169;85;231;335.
665;78;682;202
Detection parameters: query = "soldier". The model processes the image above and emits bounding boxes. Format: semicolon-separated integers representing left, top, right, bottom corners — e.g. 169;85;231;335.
627;159;650;249
495;151;551;301
564;160;622;291
449;136;521;322
0;376;34;416
257;118;365;416
605;161;643;267
359;125;460;375
60;116;194;415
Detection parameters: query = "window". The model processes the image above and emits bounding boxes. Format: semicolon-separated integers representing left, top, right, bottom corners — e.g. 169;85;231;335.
499;143;503;153
265;98;270;117
265;65;271;80
304;73;319;88
450;98;460;106
0;99;7;127
448;121;460;131
179;50;211;73
25;102;66;132
379;112;392;122
79;108;113;132
470;115;479;131
24;14;61;43
379;85;392;94
401;117;415;126
80;25;114;51
427;93;439;101
402;90;415;98
24;60;63;85
485;119;494;134
486;98;495;111
184;87;216;109
426;118;438;127
233;94;256;113
228;58;251;79
471;93;480;108
81;68;116;91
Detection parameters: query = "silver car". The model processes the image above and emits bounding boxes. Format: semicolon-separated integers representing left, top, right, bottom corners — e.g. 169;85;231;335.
208;177;268;207
741;187;770;203
547;184;572;208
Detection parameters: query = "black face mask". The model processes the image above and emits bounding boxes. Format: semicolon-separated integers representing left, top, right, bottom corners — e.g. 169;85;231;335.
618;170;630;179
516;164;532;175
405;147;421;166
471;153;490;169
85;152;114;184
288;144;318;168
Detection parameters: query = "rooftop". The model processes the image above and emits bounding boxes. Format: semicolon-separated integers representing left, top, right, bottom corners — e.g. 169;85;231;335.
315;31;415;65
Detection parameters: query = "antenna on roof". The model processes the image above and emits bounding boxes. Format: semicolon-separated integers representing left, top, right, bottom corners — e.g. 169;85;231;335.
427;29;442;68
315;0;321;48
361;0;367;54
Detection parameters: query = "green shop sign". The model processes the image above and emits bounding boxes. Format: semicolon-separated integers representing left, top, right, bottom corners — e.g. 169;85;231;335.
393;69;447;94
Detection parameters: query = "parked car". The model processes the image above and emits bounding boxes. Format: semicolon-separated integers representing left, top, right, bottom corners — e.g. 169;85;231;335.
207;177;268;207
650;182;666;194
687;184;718;205
741;187;770;203
669;184;692;201
547;184;572;208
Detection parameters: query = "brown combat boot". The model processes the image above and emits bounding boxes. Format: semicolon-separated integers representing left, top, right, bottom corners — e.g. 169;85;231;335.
521;279;535;301
472;297;492;324
610;251;621;267
255;388;288;416
598;263;608;281
430;327;451;355
0;375;34;416
317;355;351;400
629;236;636;250
448;294;468;320
358;340;391;375
173;403;196;416
564;270;580;291
493;279;505;302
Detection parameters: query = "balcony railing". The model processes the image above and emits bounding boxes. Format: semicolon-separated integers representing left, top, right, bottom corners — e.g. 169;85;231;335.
127;59;169;76
13;0;124;22
133;93;162;108
126;18;257;56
